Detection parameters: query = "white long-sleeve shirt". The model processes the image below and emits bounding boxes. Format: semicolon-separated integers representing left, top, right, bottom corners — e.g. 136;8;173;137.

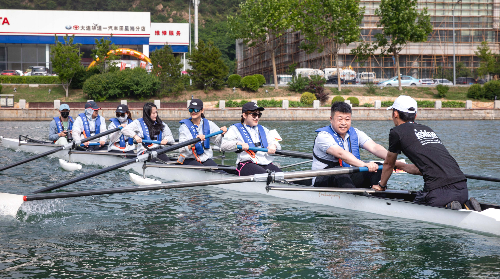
72;114;107;143
178;119;223;163
220;124;281;165
121;119;175;153
107;121;136;152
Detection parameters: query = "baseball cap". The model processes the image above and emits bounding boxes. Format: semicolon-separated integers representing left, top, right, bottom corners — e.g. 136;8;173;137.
387;95;417;114
242;102;264;113
116;104;129;113
188;99;203;110
59;104;70;111
85;101;100;110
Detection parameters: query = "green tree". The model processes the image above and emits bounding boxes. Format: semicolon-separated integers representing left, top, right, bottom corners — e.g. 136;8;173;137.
199;19;236;75
351;0;432;90
297;0;364;92
188;40;229;92
91;37;119;73
50;35;83;97
228;0;297;90
150;46;185;97
475;41;500;78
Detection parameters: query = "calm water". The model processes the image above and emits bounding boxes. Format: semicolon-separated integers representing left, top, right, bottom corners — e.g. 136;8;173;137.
1;120;499;278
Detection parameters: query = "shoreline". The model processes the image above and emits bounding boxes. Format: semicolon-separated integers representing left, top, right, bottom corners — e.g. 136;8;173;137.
1;107;499;121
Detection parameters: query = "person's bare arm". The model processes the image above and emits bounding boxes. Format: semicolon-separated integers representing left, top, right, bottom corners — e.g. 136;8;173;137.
326;145;379;172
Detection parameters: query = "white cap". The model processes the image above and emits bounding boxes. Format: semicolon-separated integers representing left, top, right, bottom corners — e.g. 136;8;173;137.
387;95;417;114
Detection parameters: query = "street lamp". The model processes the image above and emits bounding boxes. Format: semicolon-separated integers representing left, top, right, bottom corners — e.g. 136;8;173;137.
453;0;462;86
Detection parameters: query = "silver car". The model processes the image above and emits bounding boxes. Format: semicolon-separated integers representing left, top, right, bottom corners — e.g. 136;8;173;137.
379;75;421;87
433;79;453;85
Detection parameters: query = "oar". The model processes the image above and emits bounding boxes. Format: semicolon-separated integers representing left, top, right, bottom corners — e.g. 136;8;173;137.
236;145;313;159
32;130;224;194
465;174;500;183
134;139;175;145
0;127;122;172
14;165;380;203
80;143;101;147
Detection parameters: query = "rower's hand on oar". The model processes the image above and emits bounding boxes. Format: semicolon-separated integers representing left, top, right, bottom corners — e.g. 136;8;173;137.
99;141;105;147
134;135;142;144
364;162;379;172
239;143;249;151
83;142;90;147
58;131;67;137
196;134;206;141
160;139;168;145
220;126;227;135
267;144;277;154
119;123;127;128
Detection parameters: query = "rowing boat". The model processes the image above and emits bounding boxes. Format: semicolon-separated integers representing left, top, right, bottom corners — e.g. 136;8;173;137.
1;136;500;236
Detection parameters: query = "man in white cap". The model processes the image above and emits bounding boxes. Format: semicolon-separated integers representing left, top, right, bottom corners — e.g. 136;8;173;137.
378;95;480;211
49;103;74;145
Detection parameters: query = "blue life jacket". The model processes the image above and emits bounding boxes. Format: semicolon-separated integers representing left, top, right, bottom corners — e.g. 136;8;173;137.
179;118;210;155
138;118;163;141
78;113;101;138
54;116;74;133
315;125;359;167
109;118;134;148
234;123;268;148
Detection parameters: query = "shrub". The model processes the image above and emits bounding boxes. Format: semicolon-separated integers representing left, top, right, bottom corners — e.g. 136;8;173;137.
483;80;500;100
0;76;60;84
223;99;249;107
436;84;450;98
365;82;377;95
467;84;484;99
289;101;309;107
287;74;309;93
300;92;317;105
442;101;465;108
0;84;2;93
70;66;100;89
83;68;160;101
381;100;393;107
416;100;434;108
227;74;242;88
362;103;374;107
306;75;328;103
347;97;360;107
253;74;266;87
241;75;260;92
331;95;345;104
257;99;281;107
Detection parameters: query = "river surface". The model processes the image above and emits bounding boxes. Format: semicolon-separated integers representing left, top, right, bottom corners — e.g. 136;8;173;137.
0;120;499;278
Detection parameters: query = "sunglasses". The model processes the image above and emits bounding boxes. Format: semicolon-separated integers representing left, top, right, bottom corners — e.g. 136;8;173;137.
189;108;201;113
246;112;262;118
116;113;126;117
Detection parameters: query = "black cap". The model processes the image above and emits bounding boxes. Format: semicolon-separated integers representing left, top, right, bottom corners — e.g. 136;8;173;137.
116;104;129;113
188;99;203;110
242;102;264;113
85;101;100;110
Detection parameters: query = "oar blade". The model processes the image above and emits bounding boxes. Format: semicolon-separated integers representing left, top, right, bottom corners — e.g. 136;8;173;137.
129;173;161;185
0;193;25;216
59;159;82;172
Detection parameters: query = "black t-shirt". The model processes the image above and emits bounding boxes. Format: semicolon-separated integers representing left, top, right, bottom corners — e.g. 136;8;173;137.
388;122;465;191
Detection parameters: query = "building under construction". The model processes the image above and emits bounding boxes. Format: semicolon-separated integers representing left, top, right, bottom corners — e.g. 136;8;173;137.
235;0;500;82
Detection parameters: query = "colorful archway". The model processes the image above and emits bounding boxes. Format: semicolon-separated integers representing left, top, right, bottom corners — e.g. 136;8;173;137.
87;48;151;70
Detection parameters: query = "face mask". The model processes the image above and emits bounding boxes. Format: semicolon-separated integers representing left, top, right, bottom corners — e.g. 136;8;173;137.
61;111;70;118
85;108;94;119
117;116;127;123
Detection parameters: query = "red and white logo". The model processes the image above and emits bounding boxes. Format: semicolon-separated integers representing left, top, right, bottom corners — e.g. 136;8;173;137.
0;17;10;25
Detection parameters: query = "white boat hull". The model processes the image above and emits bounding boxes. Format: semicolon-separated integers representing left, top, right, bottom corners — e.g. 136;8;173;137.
2;137;500;236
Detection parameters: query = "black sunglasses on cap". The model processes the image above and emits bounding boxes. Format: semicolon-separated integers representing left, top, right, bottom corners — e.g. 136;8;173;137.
246;112;262;118
116;113;126;117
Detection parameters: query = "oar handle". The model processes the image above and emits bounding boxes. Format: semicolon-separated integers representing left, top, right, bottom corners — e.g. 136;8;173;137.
141;140;162;144
236;146;314;159
79;126;122;144
80;143;101;147
237;145;268;152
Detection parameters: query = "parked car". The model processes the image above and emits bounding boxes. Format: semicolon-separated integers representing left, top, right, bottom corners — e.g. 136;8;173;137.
15;70;24;76
420;78;436;85
31;66;47;76
456;77;477;84
379;75;421;87
477;79;487;84
434;79;453;85
1;70;18;76
327;75;346;84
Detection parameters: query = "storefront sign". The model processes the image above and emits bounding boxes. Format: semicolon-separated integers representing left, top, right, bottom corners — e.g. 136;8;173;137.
149;23;189;45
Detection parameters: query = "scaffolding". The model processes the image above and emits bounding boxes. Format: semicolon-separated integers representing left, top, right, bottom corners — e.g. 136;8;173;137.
236;0;500;82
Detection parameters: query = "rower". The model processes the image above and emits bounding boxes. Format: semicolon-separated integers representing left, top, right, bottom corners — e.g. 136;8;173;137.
312;101;405;188
121;102;174;162
72;101;107;151
220;102;282;176
107;104;135;154
49;103;74;145
178;99;227;170
378;95;481;211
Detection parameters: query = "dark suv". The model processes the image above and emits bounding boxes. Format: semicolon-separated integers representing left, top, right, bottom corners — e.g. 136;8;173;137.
456;77;477;84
